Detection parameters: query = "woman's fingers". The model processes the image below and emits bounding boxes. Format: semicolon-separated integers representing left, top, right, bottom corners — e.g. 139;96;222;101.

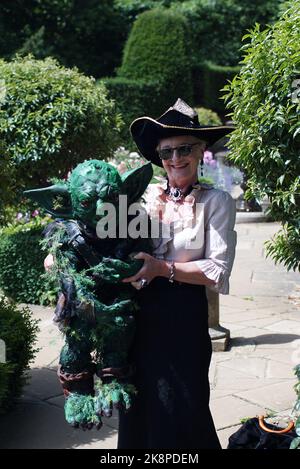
133;252;149;261
122;269;144;283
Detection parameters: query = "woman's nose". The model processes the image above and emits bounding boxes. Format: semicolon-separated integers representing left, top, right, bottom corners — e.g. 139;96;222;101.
170;149;182;161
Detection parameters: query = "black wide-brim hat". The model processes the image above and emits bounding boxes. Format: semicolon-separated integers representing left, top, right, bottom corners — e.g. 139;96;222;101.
130;98;234;167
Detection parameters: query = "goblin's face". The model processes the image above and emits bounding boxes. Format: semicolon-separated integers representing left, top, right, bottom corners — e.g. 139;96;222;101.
69;161;122;229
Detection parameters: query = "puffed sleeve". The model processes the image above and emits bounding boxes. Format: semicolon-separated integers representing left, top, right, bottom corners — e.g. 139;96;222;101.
195;190;237;295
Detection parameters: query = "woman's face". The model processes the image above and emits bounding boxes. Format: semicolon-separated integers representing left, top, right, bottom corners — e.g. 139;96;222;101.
157;135;204;187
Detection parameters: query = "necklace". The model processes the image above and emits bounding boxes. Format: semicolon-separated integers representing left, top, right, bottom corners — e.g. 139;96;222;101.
164;179;199;203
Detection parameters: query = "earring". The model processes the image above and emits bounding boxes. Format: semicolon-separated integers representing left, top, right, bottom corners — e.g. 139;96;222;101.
200;160;204;177
164;175;170;193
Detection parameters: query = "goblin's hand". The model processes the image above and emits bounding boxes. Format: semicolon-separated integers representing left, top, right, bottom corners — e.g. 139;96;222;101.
91;257;143;283
122;252;167;287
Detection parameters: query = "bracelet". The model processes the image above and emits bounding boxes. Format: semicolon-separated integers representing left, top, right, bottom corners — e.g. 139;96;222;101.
167;261;175;283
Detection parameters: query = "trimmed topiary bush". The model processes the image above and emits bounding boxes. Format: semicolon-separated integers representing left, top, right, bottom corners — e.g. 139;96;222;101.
118;8;193;110
0;56;123;219
0;218;57;305
0;296;39;412
224;1;300;271
195;107;222;126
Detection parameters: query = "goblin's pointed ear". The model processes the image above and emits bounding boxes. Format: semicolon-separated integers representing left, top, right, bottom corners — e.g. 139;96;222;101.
24;184;73;219
121;162;153;204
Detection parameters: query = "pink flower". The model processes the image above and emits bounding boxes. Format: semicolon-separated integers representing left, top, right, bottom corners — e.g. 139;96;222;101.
32;210;39;217
203;150;217;168
117;161;127;174
203;150;213;164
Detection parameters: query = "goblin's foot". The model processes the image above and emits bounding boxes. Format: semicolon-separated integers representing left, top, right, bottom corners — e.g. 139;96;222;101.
64;392;102;430
95;380;137;417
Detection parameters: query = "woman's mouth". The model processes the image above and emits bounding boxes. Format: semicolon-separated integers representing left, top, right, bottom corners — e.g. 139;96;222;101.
171;163;189;169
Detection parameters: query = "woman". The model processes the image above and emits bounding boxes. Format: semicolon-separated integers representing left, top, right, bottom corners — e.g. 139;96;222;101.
45;99;237;449
116;98;237;449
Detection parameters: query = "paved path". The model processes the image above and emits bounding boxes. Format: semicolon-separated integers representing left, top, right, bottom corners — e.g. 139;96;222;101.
0;221;299;449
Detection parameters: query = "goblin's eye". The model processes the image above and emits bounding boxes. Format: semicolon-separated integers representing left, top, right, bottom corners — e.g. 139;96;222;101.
80;200;91;208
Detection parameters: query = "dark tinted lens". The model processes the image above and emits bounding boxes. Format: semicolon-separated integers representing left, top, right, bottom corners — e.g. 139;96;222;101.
178;145;193;157
158;148;173;160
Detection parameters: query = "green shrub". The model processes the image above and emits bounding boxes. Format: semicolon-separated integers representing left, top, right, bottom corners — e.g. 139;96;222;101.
172;0;282;67
101;77;161;148
0;56;123;219
0;0;127;78
195;107;222;126
0;296;39;412
224;1;300;271
0;218;57;304
202;62;241;114
0;143;16;226
118;8;193;110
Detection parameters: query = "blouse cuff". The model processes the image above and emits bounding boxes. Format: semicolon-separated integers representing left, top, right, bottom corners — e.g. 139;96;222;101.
195;259;230;295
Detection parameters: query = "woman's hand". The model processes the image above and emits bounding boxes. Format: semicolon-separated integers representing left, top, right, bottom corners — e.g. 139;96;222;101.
122;252;168;288
44;253;54;271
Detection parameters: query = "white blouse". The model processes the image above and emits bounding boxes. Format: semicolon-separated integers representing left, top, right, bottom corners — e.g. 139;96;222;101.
142;181;237;295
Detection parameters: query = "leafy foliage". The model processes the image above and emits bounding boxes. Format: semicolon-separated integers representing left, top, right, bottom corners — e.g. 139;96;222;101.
0;296;39;412
0;0;127;78
118;8;193;110
0;142;16;225
195;107;222;126
291;365;300;448
224;1;300;271
0;218;57;304
0;56;123;219
171;0;283;67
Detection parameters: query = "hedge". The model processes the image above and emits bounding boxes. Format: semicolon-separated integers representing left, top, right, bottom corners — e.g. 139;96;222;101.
101;77;161;148
0;218;57;305
0;296;39;412
202;62;241;114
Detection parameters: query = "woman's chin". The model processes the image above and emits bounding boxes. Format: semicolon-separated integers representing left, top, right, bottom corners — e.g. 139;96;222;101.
168;167;194;183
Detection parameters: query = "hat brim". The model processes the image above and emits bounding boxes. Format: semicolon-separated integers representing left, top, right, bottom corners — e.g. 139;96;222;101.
130;117;234;167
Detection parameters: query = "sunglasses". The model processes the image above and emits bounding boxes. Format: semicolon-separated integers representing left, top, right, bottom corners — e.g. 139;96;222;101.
157;142;200;160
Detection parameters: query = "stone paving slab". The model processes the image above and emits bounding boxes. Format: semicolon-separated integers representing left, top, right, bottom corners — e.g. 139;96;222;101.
0;221;299;450
212;365;283;393
0;399;117;449
22;368;62;401
234;381;297;412
210;396;266;429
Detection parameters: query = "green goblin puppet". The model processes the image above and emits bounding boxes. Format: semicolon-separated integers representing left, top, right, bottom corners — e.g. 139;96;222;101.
25;159;153;430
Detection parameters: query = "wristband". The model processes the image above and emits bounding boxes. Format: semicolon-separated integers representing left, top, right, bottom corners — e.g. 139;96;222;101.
167;261;175;283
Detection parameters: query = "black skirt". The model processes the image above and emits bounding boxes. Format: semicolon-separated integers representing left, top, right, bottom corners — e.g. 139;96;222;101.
118;277;221;449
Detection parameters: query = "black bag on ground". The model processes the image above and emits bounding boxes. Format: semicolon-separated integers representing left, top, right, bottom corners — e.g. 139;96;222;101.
227;417;297;449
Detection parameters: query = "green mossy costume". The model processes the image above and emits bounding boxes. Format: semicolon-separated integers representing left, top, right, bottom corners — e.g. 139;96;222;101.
25;159;153;429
